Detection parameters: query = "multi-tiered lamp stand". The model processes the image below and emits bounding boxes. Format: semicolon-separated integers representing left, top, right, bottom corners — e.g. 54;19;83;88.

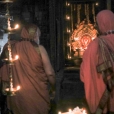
0;0;20;96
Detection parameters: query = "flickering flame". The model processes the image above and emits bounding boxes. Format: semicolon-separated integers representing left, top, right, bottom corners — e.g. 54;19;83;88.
67;43;70;46
69;109;72;112
16;86;20;90
58;107;87;114
96;2;99;6
68;30;70;33
92;37;95;40
5;86;20;92
82;109;87;114
74;37;79;41
5;88;9;91
14;24;19;29
67;3;70;6
5;87;14;91
66;16;70;20
67;28;71;33
58;111;61;114
15;55;19;60
4;58;8;61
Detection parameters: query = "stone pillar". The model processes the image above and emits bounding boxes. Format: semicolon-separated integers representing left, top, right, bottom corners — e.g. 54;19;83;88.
107;0;111;10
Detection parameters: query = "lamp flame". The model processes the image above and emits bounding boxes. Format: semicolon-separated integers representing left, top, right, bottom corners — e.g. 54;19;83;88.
16;86;20;90
15;55;19;60
58;111;61;114
69;109;72;112
14;24;19;29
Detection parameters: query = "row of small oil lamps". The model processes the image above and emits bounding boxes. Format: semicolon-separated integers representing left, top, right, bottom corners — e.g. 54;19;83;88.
3;16;21;95
4;36;20;96
58;108;87;114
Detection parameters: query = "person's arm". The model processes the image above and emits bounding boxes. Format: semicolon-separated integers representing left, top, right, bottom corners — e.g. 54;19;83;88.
39;45;55;94
80;63;84;82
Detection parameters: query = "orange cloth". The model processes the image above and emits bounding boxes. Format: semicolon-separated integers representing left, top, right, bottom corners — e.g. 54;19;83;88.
80;10;114;113
0;24;52;114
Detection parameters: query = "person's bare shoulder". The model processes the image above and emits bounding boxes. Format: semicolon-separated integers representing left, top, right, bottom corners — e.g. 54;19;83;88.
39;45;44;49
38;45;49;58
39;45;47;53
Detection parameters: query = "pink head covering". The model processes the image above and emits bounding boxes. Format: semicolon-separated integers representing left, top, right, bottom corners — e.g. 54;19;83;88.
96;10;114;34
96;10;114;65
21;23;41;44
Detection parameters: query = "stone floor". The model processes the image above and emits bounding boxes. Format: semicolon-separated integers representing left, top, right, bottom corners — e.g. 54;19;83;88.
1;65;114;114
52;67;90;114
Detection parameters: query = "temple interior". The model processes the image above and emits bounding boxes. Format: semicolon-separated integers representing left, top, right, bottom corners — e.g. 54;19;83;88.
0;0;114;114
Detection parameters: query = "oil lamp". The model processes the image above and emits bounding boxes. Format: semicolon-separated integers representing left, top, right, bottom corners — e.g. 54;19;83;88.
0;0;20;34
1;0;20;96
58;107;87;114
0;0;13;3
3;34;20;96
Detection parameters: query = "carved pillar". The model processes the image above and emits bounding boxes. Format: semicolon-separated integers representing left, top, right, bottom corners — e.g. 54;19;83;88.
49;0;64;72
49;0;65;103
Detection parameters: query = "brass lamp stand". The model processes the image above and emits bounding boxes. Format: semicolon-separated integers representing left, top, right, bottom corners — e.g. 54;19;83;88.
1;0;20;96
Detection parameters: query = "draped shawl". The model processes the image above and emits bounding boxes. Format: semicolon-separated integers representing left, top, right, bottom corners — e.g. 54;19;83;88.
80;10;114;113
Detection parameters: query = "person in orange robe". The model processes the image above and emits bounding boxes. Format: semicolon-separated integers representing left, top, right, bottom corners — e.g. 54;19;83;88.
80;10;114;114
0;23;55;114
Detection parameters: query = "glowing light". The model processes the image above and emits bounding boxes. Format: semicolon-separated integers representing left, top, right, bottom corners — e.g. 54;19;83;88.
5;88;10;91
5;86;20;92
67;16;70;20
66;15;70;20
82;109;87;114
74;37;79;41
16;86;20;90
92;37;96;40
69;109;72;112
5;88;13;91
69;19;98;58
67;3;70;6
14;24;19;29
66;16;70;20
68;54;71;59
85;47;87;49
59;107;87;114
4;58;8;61
58;112;61;114
15;55;19;60
67;28;71;33
66;2;70;6
67;43;70;46
96;2;99;6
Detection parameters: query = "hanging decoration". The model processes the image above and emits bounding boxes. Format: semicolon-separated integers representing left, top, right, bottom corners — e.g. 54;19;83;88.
77;4;81;24
67;3;98;64
86;4;89;23
92;3;96;25
71;4;73;32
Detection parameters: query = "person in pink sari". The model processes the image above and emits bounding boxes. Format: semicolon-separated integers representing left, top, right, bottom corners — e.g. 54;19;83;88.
0;23;55;114
80;10;114;114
